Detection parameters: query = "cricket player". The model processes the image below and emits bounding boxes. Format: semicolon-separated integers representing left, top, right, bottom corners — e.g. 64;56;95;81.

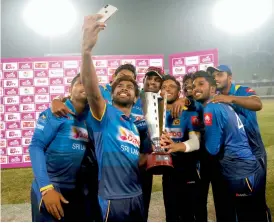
192;70;268;222
80;14;145;221
159;75;202;222
207;65;271;221
181;73;234;221
29;74;97;221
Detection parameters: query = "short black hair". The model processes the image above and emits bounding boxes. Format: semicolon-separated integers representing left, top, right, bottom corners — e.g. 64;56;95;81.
114;64;137;79
71;73;81;87
111;75;140;98
193;70;216;86
183;73;193;84
162;75;181;91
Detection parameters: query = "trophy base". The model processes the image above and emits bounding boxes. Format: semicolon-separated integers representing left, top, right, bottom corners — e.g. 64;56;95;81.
146;152;174;175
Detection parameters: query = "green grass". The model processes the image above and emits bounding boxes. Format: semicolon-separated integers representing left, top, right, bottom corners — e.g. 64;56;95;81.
1;100;274;217
257;100;274;215
1;168;33;204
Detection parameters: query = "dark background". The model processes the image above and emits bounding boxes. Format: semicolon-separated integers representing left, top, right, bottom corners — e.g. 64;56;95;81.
1;0;274;80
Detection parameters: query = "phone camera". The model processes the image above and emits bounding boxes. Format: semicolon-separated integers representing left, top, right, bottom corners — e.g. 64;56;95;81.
105;10;108;13
104;5;108;8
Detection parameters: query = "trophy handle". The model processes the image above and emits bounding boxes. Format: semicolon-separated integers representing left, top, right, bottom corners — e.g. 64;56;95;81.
157;93;167;153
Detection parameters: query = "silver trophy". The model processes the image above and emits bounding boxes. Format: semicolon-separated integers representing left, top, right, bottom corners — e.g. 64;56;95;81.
140;92;173;175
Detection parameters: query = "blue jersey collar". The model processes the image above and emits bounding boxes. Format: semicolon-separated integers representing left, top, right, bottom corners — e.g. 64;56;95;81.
112;105;134;121
106;84;112;92
228;83;236;95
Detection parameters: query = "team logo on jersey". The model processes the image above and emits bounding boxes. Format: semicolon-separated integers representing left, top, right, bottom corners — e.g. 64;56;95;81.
246;88;256;93
118;127;140;147
172;119;180;125
204;113;212;126
71;126;89;142
191;116;200;126
37;114;47;125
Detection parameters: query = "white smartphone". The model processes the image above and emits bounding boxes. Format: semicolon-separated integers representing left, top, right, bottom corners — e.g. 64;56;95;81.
97;4;118;23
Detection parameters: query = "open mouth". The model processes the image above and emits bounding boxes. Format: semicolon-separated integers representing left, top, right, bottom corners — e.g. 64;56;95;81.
194;92;202;97
118;92;130;97
186;89;193;93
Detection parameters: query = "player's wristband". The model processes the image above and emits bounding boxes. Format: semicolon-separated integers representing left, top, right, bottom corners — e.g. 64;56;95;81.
40;184;54;193
41;188;54;197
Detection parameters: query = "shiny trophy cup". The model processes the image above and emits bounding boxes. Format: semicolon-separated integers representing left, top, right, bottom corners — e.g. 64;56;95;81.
141;92;174;175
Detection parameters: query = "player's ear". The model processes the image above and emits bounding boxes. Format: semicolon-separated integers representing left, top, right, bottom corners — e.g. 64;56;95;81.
112;74;116;82
159;90;164;98
227;74;232;83
210;86;217;94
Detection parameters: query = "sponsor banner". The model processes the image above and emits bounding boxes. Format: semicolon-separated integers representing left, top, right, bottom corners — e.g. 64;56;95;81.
169;49;218;76
1;54;164;168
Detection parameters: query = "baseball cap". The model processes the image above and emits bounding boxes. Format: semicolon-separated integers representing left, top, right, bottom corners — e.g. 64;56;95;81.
206;65;232;75
145;66;165;79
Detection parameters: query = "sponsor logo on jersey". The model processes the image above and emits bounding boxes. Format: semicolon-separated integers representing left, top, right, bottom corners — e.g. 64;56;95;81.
246;88;256;94
165;128;183;139
118;127;140;147
191;116;200;126
204;113;212;126
71;126;89;142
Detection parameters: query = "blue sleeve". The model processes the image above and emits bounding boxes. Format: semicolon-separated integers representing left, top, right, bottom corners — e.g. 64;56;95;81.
29;109;63;190
187;111;201;133
99;85;112;105
237;86;257;97
99;85;106;95
204;104;227;155
89;104;110;132
232;86;257;117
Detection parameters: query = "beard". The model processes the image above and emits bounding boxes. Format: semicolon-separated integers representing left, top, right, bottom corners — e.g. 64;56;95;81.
167;96;179;104
217;79;229;91
112;96;134;108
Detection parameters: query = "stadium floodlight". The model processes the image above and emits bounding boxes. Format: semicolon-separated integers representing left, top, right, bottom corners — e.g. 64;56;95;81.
23;0;77;37
213;0;272;35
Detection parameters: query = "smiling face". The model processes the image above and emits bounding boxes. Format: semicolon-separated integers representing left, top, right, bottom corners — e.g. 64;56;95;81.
193;77;216;103
183;77;193;97
213;71;232;92
160;79;180;104
143;74;162;93
112;80;137;107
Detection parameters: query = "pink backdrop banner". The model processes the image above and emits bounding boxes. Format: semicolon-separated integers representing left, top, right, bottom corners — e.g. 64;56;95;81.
0;55;164;169
169;49;219;82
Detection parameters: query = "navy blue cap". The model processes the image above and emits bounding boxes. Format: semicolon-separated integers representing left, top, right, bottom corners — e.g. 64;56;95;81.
206;65;232;75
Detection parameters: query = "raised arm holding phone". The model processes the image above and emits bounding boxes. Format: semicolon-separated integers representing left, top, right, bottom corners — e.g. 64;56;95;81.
80;13;146;222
